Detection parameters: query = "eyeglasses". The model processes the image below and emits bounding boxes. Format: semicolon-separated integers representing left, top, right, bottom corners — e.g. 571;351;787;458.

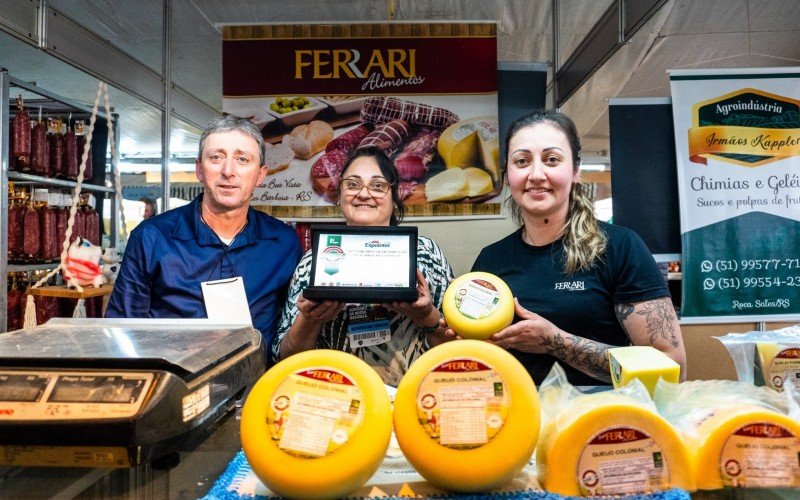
339;177;392;198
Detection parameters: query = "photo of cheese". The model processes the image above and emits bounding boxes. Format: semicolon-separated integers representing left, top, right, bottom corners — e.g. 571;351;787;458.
424;168;469;202
437;117;500;182
464;167;494;197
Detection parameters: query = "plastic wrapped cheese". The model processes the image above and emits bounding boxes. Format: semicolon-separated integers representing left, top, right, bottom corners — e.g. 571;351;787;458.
716;324;800;390
536;363;695;496
654;379;800;490
240;350;392;499
393;340;539;492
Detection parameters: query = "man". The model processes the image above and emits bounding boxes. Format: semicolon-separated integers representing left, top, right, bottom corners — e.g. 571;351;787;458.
140;197;157;219
106;116;301;357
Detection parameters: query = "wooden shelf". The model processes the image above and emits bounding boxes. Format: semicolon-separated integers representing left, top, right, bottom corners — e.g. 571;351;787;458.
26;285;113;299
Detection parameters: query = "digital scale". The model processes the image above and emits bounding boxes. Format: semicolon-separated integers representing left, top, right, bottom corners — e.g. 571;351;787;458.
0;318;265;468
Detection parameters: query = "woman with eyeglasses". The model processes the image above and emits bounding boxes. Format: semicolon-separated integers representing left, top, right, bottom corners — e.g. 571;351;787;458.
271;147;455;386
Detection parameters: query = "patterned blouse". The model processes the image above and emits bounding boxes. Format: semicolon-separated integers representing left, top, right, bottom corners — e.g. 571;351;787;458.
271;236;454;386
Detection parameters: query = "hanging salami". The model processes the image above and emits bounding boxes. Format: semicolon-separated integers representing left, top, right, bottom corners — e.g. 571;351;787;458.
6;281;21;331
12;96;31;171
49;130;64;178
62;128;78;180
22;196;41;260
7;186;24;260
55;193;69;255
37;190;59;261
30;119;49;176
82;194;101;246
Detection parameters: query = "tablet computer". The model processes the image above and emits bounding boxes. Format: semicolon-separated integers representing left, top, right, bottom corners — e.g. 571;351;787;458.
303;225;418;303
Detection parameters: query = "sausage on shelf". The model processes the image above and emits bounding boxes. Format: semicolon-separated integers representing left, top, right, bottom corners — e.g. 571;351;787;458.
62;129;78;180
30;120;49;176
39;195;59;261
49;132;64;178
7;189;24;260
22;202;41;259
12;97;31;170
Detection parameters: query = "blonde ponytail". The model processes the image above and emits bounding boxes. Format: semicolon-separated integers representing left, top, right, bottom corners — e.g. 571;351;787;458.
563;182;606;274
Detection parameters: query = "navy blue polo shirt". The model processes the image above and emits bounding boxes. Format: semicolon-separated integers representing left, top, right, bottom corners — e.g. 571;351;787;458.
106;195;301;352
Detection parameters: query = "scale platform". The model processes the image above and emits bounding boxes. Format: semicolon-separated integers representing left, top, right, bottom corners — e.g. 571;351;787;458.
0;318;265;468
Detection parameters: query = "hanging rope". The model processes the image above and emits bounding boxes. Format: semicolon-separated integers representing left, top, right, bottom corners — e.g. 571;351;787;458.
23;80;118;327
103;82;126;242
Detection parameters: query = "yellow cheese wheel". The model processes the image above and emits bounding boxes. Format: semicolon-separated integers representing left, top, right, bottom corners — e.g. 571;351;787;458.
437;117;500;181
442;272;514;340
240;350;392;499
680;404;800;490
393;340;539;492
537;392;695;496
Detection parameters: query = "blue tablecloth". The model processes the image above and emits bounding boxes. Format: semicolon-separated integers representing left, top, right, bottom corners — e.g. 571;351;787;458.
202;450;691;500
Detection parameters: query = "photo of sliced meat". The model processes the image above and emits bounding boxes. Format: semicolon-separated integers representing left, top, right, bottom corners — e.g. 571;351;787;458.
360;96;459;129
325;123;373;154
394;127;441;181
398;181;419;201
311;149;349;180
357;119;410;156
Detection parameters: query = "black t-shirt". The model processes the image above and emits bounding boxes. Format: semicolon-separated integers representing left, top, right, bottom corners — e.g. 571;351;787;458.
471;222;669;386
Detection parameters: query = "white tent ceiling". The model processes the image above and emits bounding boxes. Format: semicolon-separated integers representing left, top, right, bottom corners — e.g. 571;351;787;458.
2;0;798;162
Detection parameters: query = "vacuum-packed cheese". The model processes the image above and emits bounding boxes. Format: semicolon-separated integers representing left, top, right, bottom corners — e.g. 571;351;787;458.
537;392;695;496
680;404;800;490
756;341;800;392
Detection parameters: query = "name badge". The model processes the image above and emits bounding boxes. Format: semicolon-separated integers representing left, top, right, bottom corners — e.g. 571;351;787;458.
347;304;391;348
201;276;251;325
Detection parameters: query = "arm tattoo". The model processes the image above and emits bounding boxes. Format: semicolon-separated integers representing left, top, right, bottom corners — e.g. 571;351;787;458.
616;300;680;347
615;303;634;336
636;299;680;347
540;329;611;382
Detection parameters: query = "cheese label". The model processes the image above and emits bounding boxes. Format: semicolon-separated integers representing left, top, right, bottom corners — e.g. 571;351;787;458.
416;357;509;449
578;426;670;496
268;367;364;458
451;122;478;142
767;348;800;392
453;279;502;320
720;423;800;487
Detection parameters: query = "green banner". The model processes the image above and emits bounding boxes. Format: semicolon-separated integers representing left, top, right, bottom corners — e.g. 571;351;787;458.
670;69;800;320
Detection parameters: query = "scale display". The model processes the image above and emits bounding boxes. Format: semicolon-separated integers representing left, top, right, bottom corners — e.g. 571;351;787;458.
0;370;154;420
0;374;51;402
50;375;148;404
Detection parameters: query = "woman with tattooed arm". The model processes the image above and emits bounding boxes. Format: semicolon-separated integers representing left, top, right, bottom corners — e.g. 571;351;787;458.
467;110;685;385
